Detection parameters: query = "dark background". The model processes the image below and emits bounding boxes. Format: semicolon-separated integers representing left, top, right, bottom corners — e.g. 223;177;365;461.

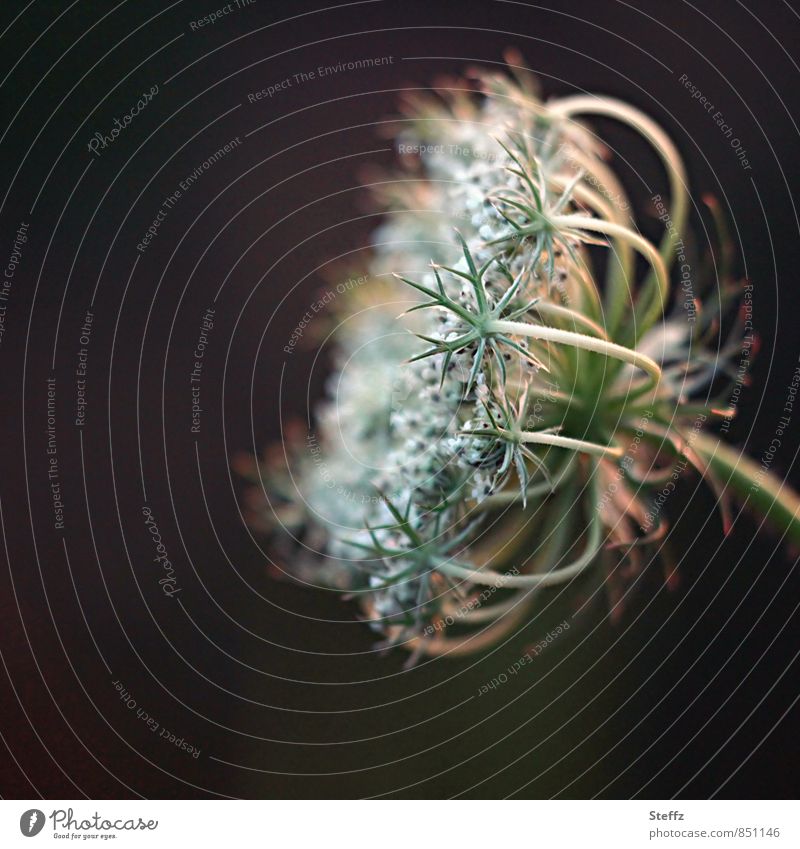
0;0;798;798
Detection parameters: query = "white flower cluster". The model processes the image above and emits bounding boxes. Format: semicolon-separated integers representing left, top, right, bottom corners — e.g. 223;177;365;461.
270;73;594;639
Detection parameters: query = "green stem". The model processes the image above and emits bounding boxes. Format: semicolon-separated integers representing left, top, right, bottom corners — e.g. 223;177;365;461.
692;432;800;546
533;299;609;338
488;318;662;383
439;468;604;588
550;96;689;342
512;428;622;458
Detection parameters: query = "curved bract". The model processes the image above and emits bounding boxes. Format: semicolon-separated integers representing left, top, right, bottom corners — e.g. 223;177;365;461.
242;54;800;660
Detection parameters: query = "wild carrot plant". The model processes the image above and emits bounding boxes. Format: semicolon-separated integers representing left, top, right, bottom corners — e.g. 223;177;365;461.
240;54;800;662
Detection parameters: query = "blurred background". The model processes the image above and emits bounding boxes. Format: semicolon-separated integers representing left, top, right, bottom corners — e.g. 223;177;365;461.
0;0;798;798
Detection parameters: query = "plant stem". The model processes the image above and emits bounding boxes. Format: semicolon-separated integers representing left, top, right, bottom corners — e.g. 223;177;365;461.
533;299;609;338
550;96;689;341
511;428;623;458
